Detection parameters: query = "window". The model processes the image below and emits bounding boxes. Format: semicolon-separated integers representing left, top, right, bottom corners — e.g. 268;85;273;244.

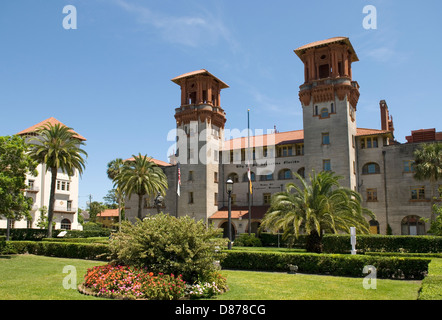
410;186;425;200
231;194;236;206
189;192;194;204
320;108;329;118
214;172;218;183
366;189;378;202
297;167;305;178
361;137;379;149
67;200;72;211
331;103;335;113
228;173;239;183
214;193;218;206
295;144;304;156
401;216;425;235
322;133;330;145
28;180;35;189
61;218;71;230
277;145;293;157
56;180;70;191
263;193;271;205
188;171;194;181
403;160;415;173
315;105;318;116
362;163;380;175
323;159;331;171
260;173;274;181
278;169;292;180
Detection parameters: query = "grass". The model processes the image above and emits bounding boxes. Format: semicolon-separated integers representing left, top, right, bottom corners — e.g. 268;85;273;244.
0;254;429;300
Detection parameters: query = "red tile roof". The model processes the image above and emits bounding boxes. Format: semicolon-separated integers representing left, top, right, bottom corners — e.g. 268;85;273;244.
17;117;87;141
124;156;171;167
171;69;229;89
209;206;269;220
294;37;359;62
223;128;392;150
97;209;119;217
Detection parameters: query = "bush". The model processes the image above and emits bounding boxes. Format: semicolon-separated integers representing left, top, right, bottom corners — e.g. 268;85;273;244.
108;213;227;283
3;241;110;260
0;235;5;253
322;234;442;254
258;232;307;248
234;234;262;247
221;250;430;280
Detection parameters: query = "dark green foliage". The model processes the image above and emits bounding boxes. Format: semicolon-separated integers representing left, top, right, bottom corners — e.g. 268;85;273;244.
221;250;430;280
233;234;262;247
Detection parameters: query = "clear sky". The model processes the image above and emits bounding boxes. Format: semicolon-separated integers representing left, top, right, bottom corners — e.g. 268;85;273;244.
1;0;441;210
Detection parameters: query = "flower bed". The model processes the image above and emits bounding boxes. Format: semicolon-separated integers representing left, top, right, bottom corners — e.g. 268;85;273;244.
80;265;186;300
79;264;228;300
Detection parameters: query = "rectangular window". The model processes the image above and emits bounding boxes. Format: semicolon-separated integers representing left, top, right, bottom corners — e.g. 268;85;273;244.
277;145;293;157
214;193;218;206
403;160;415;173
231;194;236;206
410;186;425;200
28;180;35;189
214;172;218;183
295;144;304;156
188;171;194;181
263;193;271;205
189;192;194;204
361;137;379;149
323;159;331;171
366;189;378;202
322;133;330;145
57;181;61;190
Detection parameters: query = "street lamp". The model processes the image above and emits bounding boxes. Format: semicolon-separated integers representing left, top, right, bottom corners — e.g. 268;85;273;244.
226;178;234;249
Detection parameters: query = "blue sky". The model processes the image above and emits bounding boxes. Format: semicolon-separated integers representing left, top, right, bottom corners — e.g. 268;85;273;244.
1;0;441;209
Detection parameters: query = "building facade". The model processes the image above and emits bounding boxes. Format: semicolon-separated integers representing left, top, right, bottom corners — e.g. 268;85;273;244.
122;37;441;236
0;117;85;231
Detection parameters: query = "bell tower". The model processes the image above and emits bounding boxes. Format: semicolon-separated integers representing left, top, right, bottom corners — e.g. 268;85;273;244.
171;69;228;222
294;37;360;189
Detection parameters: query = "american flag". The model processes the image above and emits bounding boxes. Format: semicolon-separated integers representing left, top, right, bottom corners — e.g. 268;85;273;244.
247;160;252;194
177;162;181;196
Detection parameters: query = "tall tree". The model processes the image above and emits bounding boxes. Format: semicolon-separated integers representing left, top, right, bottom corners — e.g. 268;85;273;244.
413;142;442;221
114;154;168;220
27;123;87;238
0;135;37;240
106;158;125;230
260;170;375;253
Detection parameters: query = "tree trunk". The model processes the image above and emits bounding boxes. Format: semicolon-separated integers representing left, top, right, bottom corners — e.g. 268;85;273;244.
137;194;143;220
306;230;323;253
47;166;58;238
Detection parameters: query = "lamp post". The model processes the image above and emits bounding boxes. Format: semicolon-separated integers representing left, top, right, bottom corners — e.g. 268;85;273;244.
226;178;233;250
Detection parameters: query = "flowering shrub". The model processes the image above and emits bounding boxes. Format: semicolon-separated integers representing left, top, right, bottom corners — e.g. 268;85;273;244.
185;271;228;299
82;265;186;300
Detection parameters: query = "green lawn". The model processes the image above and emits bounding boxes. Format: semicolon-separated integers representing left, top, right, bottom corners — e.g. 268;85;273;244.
0;254;427;300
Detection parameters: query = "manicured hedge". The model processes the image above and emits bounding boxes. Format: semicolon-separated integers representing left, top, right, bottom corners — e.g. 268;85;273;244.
3;241;110;260
41;237;109;244
322;234;442;254
221;250;430;280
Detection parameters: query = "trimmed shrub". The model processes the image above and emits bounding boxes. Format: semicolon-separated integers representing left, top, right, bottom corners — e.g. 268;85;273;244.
322;234;442;254
3;241;110;260
221;250;430;280
234;234;262;247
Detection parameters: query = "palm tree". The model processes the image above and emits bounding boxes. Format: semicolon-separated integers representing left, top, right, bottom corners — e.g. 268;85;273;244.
114;154;168;220
107;158;125;230
28;123;87;238
260;170;375;253
414;142;442;221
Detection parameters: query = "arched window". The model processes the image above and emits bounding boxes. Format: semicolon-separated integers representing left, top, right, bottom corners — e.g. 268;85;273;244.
243;171;256;182
362;162;380;175
61;218;71;230
278;169;292;180
401;215;425;235
260;172;274;181
369;220;380;234
320;108;329;118
228;173;239;183
297;167;305;179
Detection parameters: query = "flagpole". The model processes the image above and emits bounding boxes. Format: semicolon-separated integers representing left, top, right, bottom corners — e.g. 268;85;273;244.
248;109;252;235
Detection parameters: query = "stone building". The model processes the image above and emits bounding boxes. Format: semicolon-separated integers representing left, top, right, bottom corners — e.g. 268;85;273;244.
124;37;441;236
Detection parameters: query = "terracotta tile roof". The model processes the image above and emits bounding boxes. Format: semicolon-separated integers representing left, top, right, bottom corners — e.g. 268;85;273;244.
17;117;87;141
97;209;119;217
223;130;304;150
223;128;392;150
356;128;392;137
294;37;359;62
124;156;171;167
171;69;229;89
209;206;270;220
